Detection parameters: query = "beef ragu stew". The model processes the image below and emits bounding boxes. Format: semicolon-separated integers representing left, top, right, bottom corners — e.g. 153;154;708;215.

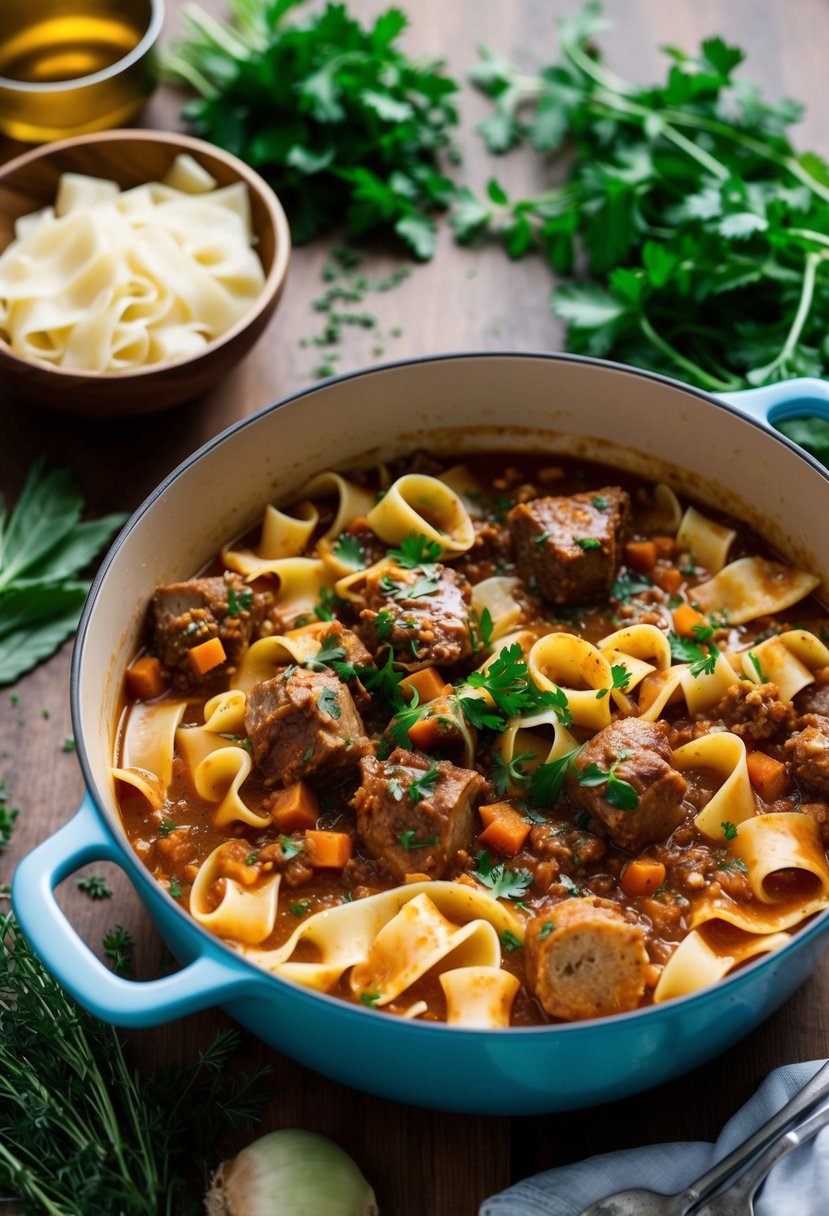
113;453;829;1028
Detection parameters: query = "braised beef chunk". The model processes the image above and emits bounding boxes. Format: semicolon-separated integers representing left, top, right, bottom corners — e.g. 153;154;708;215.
245;668;370;788
151;574;262;687
352;747;486;880
794;669;829;717
508;486;629;604
524;898;648;1021
311;621;374;712
568;718;687;854
358;561;473;668
785;713;829;797
708;680;795;740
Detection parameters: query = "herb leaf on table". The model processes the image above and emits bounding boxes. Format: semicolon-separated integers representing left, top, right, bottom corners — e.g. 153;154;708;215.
0;459;126;684
461;1;829;393
164;0;460;256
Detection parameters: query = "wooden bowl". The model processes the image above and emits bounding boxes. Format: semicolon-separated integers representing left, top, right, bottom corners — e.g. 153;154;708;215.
0;129;292;415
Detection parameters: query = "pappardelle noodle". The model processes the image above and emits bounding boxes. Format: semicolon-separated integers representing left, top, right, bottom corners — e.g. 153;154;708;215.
114;453;829;1027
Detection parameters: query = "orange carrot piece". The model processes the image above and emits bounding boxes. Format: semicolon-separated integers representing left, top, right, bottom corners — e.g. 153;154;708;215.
125;655;167;701
405;872;431;884
624;540;657;574
188;636;226;675
400;667;450;704
270;780;320;834
478;802;531;857
672;603;707;638
407;715;442;752
652;535;676;559
653;566;682;595
305;830;353;869
620;858;666;898
746;751;790;802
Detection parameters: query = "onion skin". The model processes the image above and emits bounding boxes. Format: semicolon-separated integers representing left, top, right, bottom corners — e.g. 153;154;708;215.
205;1128;379;1215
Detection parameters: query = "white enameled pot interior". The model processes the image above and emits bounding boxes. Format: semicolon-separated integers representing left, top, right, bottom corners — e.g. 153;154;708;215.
78;354;829;830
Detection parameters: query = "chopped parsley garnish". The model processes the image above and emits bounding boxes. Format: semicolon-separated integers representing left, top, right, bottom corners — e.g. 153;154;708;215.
375;608;395;640
592;497;609;509
463;643;563;722
61;737;76;753
533;530;552;549
387;691;428;748
314;586;347;621
668;632;719;677
245;850;259;866
573;536;601;550
317;687;341;719
404;569;442;599
595;663;631;700
76;875;112;901
158;819;181;838
721;821;738;840
388;532;443;568
559;874;583;897
478;606;494;650
691;622;715;643
360;990;381;1007
379;572;403;598
500;930;522;952
358;649;405;713
227;586;253;616
304;636;357;682
387;777;405;802
747;650;767;682
279;835;305;859
538;920;555;939
399;828;440;850
169;878;182;900
491;751;535;797
289;900;312;916
473;851;533;900
408;762;439;806
611;573;653;601
719;856;749;875
332;532;365;569
529;745;585;808
458;694;510;733
577;750;639;811
102;925;134;978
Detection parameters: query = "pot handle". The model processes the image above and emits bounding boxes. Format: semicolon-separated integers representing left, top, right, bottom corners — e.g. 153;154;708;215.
717;376;829;431
11;792;257;1027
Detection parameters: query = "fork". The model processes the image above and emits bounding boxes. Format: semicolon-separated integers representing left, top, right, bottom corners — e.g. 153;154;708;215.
577;1059;829;1216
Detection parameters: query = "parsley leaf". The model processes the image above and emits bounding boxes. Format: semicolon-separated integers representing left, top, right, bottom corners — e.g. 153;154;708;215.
611;573;654;601
595;663;631;700
573;536;601;550
668;632;719;677
388;532;443;568
473;851;533;900
464;643;562;721
332;532;365;569
399;827;440;850
407;762;440;806
317;687;341;719
227;586;253;617
375;608;395;640
529;745;585;808
491;751;535;797
577;750;639;810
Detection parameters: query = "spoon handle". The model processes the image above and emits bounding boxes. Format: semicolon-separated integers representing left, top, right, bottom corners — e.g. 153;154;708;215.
691;1098;829;1215
682;1060;829;1210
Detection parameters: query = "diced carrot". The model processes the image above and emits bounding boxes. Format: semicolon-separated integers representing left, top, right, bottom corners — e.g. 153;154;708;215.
188;636;226;675
746;751;790;802
407;715;442;752
672;603;707;638
625;540;657;574
652;535;676;559
653;566;682;595
478;802;531;857
125;655;167;701
305;830;353;869
620;858;666;898
269;780;319;834
400;667;450;704
405;872;431;884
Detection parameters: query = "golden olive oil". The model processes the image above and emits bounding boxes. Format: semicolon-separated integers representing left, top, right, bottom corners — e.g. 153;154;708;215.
0;14;143;83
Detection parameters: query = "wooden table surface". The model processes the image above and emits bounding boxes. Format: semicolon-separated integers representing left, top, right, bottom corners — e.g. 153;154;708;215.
2;2;829;1212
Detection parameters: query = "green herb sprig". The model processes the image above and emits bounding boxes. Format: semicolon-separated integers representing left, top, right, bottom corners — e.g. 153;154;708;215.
165;0;460;257
458;2;829;397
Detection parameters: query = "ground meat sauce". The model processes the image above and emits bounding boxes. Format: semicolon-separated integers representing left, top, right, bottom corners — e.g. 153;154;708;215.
115;454;829;1026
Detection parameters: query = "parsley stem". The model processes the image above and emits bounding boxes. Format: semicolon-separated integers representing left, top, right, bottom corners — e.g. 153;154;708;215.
638;314;742;391
788;228;829;251
753;250;826;381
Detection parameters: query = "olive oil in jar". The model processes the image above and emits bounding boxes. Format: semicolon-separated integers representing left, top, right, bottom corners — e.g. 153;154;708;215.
0;13;143;84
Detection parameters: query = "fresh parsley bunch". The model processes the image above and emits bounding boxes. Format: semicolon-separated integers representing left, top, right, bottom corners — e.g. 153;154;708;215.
0;459;125;685
457;2;829;400
165;0;460;257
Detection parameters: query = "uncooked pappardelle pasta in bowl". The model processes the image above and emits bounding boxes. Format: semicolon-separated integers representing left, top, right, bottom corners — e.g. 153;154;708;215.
14;354;829;1113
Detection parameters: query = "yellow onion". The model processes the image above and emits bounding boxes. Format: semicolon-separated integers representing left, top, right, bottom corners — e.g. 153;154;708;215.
205;1128;379;1215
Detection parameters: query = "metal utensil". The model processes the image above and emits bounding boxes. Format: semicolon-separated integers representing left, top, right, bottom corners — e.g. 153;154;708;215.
578;1059;829;1216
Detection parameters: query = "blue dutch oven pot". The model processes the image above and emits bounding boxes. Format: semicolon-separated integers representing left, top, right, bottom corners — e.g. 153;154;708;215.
12;355;829;1114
